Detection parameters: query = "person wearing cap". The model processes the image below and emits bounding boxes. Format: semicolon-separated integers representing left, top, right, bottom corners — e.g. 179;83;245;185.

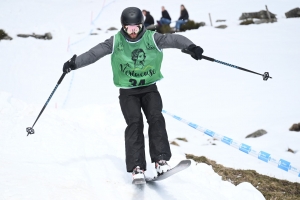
62;7;203;183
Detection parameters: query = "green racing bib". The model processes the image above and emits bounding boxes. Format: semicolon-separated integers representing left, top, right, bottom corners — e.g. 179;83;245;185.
111;30;163;88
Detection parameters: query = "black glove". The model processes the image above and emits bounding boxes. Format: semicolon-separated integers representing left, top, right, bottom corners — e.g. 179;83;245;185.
187;44;203;60
63;54;77;73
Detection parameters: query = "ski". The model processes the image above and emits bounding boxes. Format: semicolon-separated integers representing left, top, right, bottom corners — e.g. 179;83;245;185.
145;160;191;182
132;177;146;185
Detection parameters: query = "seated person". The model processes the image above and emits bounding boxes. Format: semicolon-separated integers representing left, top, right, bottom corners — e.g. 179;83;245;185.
175;4;189;31
142;10;154;28
158;6;171;25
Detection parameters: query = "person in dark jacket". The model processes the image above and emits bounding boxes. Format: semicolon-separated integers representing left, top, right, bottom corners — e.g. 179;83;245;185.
158;6;171;25
62;7;203;183
142;9;154;28
175;4;189;31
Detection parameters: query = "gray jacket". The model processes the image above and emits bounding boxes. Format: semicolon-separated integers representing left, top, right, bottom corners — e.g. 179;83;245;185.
75;32;194;69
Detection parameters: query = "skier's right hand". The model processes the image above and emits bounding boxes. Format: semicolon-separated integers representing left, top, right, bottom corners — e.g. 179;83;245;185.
63;54;77;73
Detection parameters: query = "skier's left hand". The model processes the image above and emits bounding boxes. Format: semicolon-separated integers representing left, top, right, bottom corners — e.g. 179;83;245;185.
187;44;203;60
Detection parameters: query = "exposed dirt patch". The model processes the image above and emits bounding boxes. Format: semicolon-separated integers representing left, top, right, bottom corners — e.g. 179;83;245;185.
186;154;300;200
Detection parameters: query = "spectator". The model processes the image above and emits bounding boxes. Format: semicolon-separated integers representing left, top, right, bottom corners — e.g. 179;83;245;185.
142;10;154;28
175;4;189;32
158;6;171;25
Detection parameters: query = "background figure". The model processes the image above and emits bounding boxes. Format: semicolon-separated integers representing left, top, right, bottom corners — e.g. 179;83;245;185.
158;6;171;25
142;10;154;28
175;4;189;31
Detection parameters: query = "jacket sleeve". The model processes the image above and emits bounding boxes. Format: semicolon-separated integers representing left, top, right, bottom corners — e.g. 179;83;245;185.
154;32;194;50
75;36;113;69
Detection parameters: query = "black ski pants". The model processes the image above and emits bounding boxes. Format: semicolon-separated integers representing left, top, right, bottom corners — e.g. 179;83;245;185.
119;84;171;172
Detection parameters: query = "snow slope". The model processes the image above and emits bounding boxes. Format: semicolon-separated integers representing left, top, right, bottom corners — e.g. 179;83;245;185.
1;0;300;199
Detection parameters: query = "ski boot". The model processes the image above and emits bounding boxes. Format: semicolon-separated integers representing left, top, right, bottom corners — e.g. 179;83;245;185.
155;160;171;176
132;166;145;184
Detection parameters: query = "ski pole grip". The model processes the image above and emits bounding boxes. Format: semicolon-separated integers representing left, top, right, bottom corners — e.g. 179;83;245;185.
181;48;215;62
202;55;214;62
57;72;67;85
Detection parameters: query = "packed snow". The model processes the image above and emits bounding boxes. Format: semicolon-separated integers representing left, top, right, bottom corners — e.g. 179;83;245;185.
1;0;300;199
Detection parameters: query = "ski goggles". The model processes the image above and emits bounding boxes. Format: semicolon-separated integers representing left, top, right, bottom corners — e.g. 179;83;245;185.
124;24;142;34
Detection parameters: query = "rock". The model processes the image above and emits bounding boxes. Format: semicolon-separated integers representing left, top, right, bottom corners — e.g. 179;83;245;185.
254;18;277;24
216;20;226;22
32;32;52;40
44;32;52;40
17;32;52;40
285;7;300;18
176;137;188;142
170;141;179;146
17;34;30;38
289;123;300;132
240;19;254;25
246;129;267;138
287;148;297;154
107;27;118;31
215;25;227;29
239;10;276;20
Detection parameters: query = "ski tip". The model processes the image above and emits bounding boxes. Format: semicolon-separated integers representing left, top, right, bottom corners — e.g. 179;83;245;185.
179;159;192;166
145;160;192;182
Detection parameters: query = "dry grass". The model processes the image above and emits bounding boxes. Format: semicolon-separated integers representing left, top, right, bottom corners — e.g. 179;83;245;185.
186;154;300;200
170;141;179;146
176;137;188;142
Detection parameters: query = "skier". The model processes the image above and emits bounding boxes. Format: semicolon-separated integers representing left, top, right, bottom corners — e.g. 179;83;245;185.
62;7;203;182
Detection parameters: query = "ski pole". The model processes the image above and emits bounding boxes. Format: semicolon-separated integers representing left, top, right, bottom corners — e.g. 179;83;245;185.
181;48;272;81
26;72;67;136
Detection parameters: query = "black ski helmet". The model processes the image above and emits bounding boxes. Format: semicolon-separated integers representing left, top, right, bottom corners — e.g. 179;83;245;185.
121;7;144;26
